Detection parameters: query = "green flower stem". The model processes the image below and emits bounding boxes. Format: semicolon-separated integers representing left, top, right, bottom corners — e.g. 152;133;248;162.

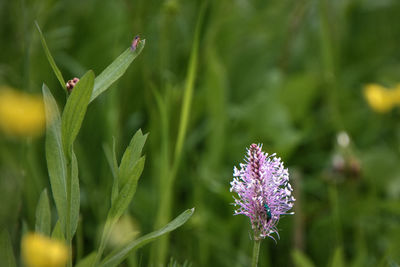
252;239;261;267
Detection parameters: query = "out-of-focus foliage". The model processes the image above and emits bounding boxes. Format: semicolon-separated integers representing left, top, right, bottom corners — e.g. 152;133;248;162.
1;0;400;266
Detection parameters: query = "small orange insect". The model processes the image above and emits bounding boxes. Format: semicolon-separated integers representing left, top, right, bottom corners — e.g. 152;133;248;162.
131;35;140;51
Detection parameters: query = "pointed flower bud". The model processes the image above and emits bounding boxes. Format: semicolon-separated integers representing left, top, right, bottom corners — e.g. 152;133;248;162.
66;78;80;93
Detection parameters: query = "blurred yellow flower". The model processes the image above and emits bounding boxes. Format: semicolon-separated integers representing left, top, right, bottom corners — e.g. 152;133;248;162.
363;83;400;113
21;233;68;267
0;86;45;137
108;214;140;248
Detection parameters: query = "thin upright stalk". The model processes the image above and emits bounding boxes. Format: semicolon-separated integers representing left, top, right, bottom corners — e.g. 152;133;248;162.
252;239;261;267
329;184;343;247
151;1;207;265
92;217;117;266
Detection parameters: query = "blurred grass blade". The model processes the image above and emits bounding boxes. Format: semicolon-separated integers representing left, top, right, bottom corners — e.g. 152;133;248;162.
90;40;145;103
0;230;17;267
70;150;80;237
103;138;119;204
152;2;206;264
103;138;119;180
61;70;94;156
168;258;192;267
76;252;97;267
291;249;315;267
35;21;66;90
35;189;51;236
43;84;67;233
331;247;345;267
51;220;65;241
173;2;204;169
118;129;148;188
100;208;195;267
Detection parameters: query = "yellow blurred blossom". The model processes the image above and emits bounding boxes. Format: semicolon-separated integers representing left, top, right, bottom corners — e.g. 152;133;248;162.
363;83;400;113
0;86;45;137
21;233;68;267
108;214;140;248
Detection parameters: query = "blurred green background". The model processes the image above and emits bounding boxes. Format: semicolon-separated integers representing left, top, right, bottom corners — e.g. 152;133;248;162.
1;0;400;266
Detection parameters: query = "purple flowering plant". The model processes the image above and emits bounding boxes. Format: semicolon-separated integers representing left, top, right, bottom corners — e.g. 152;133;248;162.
230;143;295;242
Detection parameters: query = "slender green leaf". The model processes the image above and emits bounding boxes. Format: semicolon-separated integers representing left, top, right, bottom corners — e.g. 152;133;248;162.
331;247;345;267
168;258;192;267
0;230;16;267
103;138;119;180
152;3;206;264
103;138;119;204
61;70;94;156
173;1;204;169
109;156;145;220
70;149;80;237
51;220;65;241
90;40;145;103
118;129;148;189
292;249;315;267
35;21;66;90
100;208;195;267
111;138;119;204
93;217;116;266
35;189;51;236
43;84;67;232
22;221;28;237
76;252;97;267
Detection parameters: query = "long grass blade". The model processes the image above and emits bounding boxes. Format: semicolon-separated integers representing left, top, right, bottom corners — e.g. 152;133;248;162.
100;208;195;267
35;21;66;90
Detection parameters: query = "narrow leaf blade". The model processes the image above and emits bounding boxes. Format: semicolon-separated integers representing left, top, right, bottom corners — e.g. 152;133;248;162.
51;220;65;241
103;139;119;181
70;149;80;237
103;138;119;204
61;70;94;156
331;247;345;267
118;129;148;188
291;249;316;267
90;40;145;102
109;157;145;220
43;84;67;232
76;252;97;267
100;208;195;267
35;189;51;236
0;230;17;267
35;21;66;90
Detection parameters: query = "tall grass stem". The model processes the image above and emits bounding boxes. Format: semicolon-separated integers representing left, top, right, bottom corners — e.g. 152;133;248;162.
152;1;208;264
